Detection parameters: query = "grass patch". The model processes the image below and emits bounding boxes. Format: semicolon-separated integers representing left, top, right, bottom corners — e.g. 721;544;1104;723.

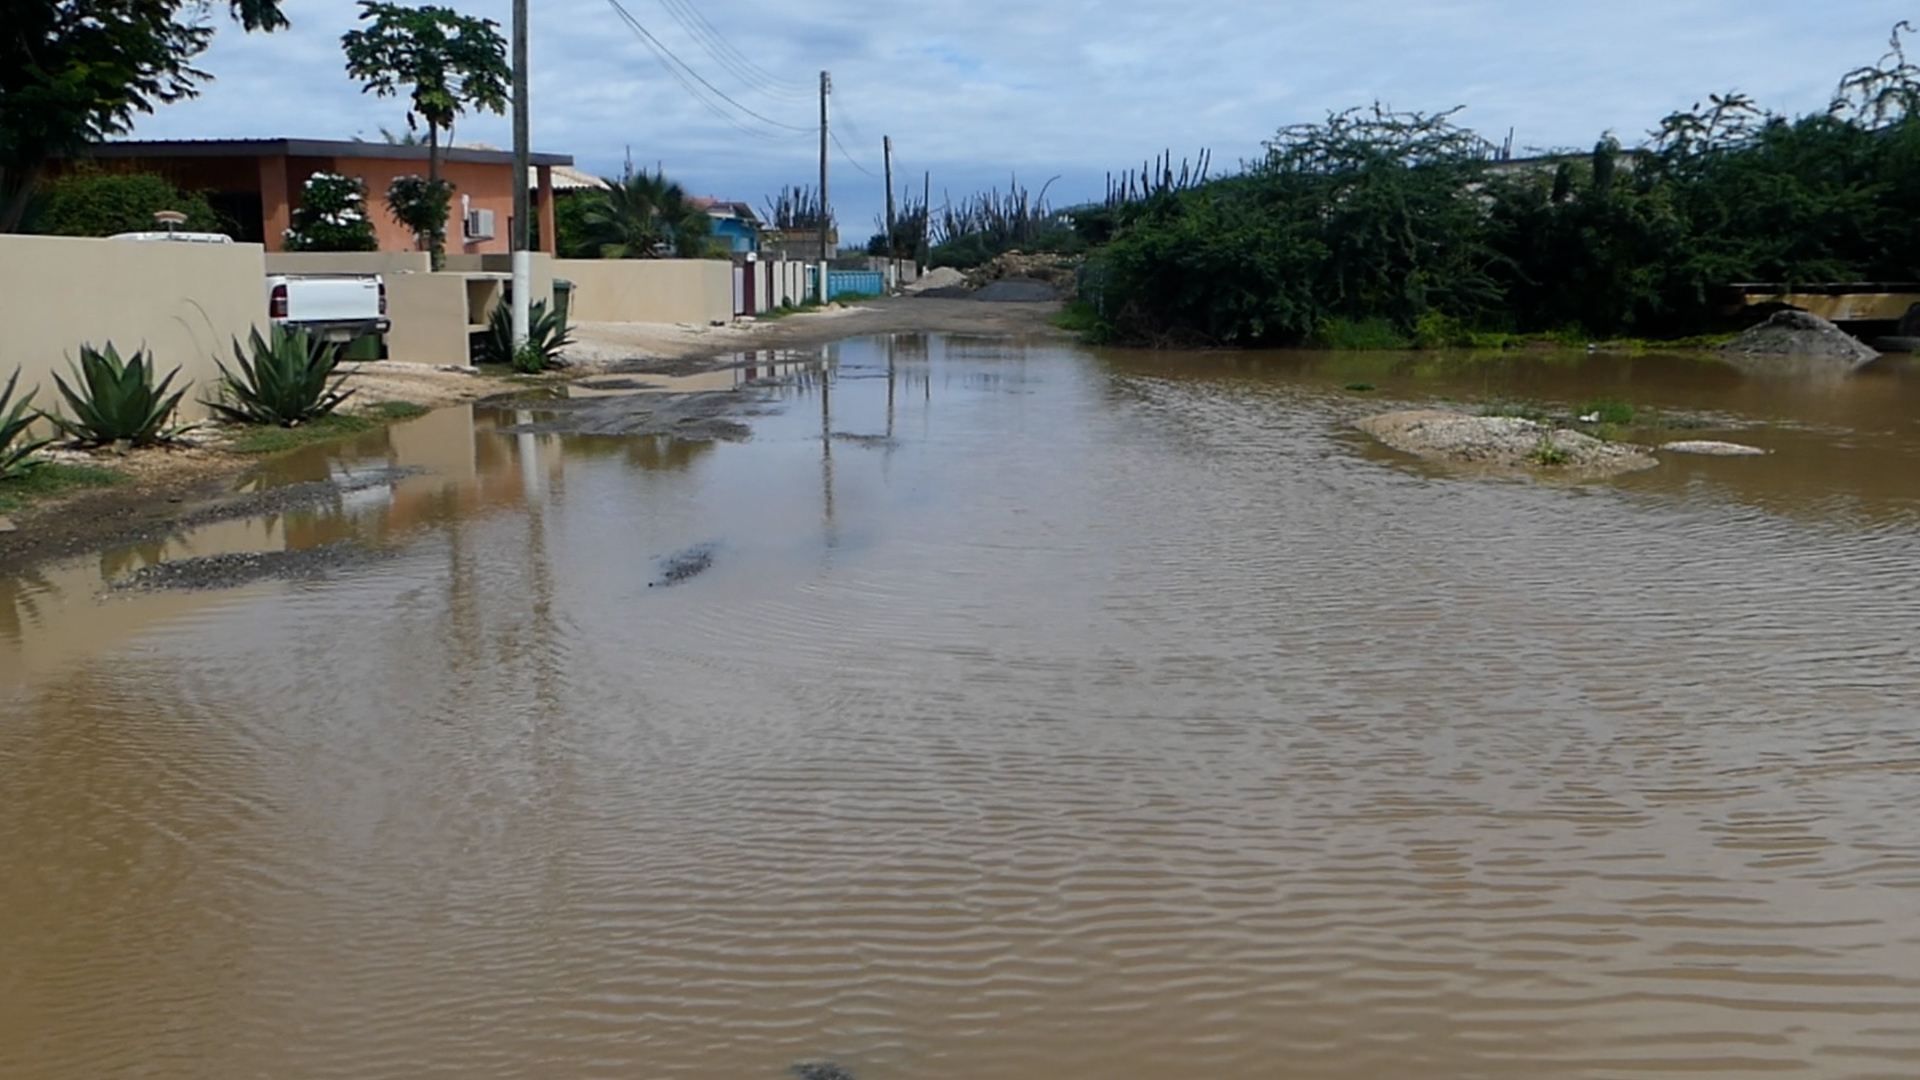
830;291;880;304
1344;382;1376;392
0;462;127;513
1480;401;1552;422
1527;434;1572;466
1050;300;1103;336
1311;316;1410;351
225;401;428;455
1576;398;1636;425
759;300;826;321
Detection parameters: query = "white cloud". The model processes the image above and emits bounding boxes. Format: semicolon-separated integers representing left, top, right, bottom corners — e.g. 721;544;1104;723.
134;0;1914;243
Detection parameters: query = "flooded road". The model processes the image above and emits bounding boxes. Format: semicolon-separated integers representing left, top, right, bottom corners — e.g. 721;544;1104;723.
6;338;1920;1079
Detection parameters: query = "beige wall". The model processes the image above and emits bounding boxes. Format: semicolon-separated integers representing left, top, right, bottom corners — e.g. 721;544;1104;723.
265;252;432;275
553;259;733;325
0;234;268;423
384;272;471;368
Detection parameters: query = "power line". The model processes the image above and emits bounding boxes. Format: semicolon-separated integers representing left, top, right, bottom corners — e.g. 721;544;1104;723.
830;129;880;178
648;0;812;100
604;0;815;137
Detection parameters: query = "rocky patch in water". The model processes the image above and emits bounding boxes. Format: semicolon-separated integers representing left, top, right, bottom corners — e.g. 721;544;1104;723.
116;543;393;591
651;542;717;587
1358;410;1659;476
1719;310;1879;370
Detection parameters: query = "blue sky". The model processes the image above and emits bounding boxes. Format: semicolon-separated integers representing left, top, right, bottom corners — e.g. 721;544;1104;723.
136;0;1915;244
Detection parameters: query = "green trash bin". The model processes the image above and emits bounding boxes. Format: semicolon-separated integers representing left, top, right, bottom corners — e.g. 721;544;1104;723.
552;279;573;326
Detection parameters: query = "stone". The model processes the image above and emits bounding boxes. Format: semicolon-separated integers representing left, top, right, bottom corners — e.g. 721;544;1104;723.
0;516;16;533
1660;440;1769;456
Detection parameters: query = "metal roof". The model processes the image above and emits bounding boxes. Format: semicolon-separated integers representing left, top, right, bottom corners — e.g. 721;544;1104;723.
81;138;573;167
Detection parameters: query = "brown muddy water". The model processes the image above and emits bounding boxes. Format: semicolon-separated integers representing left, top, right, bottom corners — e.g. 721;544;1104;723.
6;338;1920;1080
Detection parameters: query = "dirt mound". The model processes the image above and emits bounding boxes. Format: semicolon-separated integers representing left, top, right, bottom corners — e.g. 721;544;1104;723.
903;267;966;294
973;277;1059;303
1719;310;1879;369
965;250;1083;300
1358;410;1659;477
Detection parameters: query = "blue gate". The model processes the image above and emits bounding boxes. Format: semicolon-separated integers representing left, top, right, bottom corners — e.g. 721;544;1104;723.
826;270;884;300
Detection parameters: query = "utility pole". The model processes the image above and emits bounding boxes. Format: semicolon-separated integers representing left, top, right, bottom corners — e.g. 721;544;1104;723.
882;135;895;290
920;170;931;269
509;0;531;350
818;70;831;303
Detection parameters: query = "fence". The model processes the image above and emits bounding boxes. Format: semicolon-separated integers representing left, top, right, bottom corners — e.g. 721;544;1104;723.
827;270;884;300
0;234;268;421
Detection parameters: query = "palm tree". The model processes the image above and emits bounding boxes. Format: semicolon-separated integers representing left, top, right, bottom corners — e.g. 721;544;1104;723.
579;165;713;258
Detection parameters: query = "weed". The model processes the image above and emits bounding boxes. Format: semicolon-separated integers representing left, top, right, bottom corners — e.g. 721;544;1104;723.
224;401;425;455
1050;300;1103;336
475;299;573;370
1344;382;1376;392
1528;433;1572;466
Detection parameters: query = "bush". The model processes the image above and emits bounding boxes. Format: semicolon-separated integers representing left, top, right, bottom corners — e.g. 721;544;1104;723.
205;325;354;427
476;298;572;371
284;173;378;252
48;344;189;446
1;368;52;479
27;170;224;237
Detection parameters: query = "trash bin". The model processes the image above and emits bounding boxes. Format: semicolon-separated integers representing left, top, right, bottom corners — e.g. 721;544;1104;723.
552;279;573;325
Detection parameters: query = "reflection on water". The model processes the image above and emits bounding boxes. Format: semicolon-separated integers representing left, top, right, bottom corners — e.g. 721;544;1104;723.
6;337;1920;1080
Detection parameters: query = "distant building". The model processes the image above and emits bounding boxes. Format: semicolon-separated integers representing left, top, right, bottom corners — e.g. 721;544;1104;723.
690;198;763;255
57;138;575;254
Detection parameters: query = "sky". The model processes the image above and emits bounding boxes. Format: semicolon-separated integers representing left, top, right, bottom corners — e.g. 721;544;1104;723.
135;0;1916;245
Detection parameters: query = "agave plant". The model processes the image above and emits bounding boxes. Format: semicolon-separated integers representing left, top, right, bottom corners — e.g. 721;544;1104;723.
206;325;353;427
48;344;189;446
1;368;53;479
477;298;573;372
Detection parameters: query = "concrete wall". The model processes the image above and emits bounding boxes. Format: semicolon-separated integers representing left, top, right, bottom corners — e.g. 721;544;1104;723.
0;234;268;422
384;272;471;368
554;259;734;325
265;251;432;275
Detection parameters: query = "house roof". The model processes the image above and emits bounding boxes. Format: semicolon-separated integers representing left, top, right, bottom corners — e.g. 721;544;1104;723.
82;138;573;168
690;197;761;224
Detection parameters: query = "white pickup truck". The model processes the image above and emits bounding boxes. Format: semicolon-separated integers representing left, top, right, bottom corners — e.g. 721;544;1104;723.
265;274;390;343
110;230;390;344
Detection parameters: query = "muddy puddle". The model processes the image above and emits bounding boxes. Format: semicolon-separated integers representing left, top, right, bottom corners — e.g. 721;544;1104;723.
6;336;1920;1079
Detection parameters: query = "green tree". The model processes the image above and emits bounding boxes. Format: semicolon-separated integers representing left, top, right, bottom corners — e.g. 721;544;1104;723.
26;168;223;236
341;0;508;265
577;165;712;258
283;171;378;252
0;0;287;231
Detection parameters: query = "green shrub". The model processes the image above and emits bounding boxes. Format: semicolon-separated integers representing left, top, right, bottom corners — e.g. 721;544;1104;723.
1;368;52;479
206;325;354;427
48;344;189;446
283;172;378;252
28;170;225;237
477;298;572;370
1311;317;1410;350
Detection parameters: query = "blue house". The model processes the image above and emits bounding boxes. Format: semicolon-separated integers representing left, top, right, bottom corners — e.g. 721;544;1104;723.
694;198;763;255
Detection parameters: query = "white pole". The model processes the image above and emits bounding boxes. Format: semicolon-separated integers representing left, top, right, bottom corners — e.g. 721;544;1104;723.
510;0;531;349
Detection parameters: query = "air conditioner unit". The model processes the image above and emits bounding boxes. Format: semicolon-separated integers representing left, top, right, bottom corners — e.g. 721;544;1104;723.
464;208;495;241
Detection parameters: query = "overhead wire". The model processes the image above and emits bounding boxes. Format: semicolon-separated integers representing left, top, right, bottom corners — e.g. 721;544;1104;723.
830;129;881;178
648;0;813;100
604;0;816;137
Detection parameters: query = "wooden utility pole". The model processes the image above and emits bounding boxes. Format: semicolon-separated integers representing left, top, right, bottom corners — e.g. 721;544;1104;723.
883;135;896;288
920;170;931;268
818;70;831;301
